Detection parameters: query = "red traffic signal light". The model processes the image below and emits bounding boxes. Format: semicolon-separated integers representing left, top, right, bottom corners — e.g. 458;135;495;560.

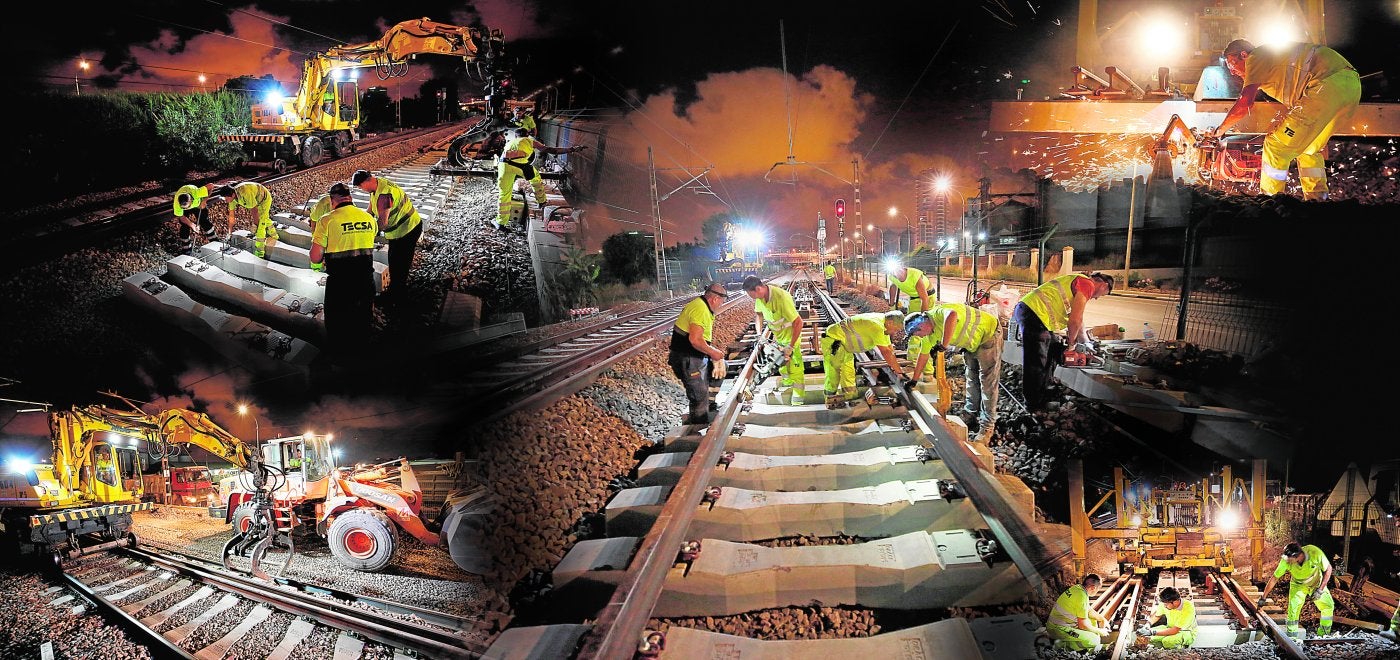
835;198;846;219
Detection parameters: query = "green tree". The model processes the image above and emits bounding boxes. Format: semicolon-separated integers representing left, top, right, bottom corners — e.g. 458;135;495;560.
559;245;601;307
699;213;734;254
601;232;655;286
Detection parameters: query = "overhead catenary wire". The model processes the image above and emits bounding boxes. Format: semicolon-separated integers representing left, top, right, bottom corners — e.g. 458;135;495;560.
863;19;960;162
201;0;350;45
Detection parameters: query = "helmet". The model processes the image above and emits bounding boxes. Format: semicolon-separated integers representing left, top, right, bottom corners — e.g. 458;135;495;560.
903;312;930;337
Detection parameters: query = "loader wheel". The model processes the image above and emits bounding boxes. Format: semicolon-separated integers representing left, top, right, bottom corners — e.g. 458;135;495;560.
230;502;257;535
328;509;399;572
300;137;324;168
327;134;349;159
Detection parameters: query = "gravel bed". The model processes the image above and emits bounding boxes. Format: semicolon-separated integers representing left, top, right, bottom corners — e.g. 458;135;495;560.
153;591;224;634
224;610;295;660
649;606;882;640
133;581;204;619
179;598;259;652
752;534;873;547
0;570;154;660
285;624;341;660
358;641;398;659
110;572;174;606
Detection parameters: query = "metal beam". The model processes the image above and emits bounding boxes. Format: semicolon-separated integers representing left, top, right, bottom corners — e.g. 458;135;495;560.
989;100;1400;136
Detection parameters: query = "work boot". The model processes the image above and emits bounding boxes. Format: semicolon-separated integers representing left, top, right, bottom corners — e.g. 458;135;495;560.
790;390;805;406
824;394;844;410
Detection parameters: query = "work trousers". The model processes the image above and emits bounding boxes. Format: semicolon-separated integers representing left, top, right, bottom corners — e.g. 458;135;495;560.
772;328;805;395
244;193;278;257
1149;626;1196;649
820;335;858;399
323;254;375;359
384;222;422;299
1285;583;1335;638
1046;624;1100;652
1260;69;1361;199
498;159;548;226
1014;302;1061;412
961;324;1005;434
825;277;834;294
668;352;712;424
179;207;215;253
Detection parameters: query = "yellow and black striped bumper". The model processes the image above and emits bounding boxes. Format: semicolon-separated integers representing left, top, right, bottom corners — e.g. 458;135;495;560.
29;502;151;527
218;134;284;143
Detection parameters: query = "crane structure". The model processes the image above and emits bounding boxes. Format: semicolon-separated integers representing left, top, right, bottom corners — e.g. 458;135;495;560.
219;17;507;172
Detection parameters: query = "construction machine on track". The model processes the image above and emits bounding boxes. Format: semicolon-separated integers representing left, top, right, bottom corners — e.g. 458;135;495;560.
219;17;507;172
0;393;490;579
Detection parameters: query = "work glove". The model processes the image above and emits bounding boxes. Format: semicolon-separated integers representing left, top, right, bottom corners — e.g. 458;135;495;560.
1255;597;1267;609
1136;625;1152;637
932;343;946;353
901;376;918;390
709;358;727;380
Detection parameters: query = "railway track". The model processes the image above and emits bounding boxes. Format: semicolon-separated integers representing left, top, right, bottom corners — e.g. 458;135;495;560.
4;122;465;277
1087;568;1396;659
59;544;486;659
477;275;1061;658
450;289;756;426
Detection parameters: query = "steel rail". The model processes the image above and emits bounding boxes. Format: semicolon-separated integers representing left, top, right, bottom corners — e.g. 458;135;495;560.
465;295;701;368
1221;574;1307;660
131;541;477;631
1107;577;1142;660
58;569;195;660
464;292;754;425
115;546;486;658
574;310;770;660
809;286;1053;600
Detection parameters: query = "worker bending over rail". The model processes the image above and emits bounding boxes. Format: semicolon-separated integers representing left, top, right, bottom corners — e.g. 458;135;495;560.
743;276;805;406
887;265;934;313
1012;272;1113;412
1045;573;1111;652
220;181;278;258
817;310;905;408
902;303;1004;442
1257;541;1334;639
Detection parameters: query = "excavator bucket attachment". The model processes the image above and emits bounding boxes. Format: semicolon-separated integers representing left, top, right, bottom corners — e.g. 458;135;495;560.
438;486;495;575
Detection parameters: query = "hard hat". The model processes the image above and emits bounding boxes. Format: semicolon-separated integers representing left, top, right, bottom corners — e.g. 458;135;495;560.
903;312;930;336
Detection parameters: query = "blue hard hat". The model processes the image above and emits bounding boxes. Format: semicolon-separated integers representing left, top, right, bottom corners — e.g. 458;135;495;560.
904;312;929;336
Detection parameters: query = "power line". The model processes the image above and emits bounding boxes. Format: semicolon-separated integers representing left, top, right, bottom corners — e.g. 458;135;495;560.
202;0;350;45
863;19;960;162
131;12;310;56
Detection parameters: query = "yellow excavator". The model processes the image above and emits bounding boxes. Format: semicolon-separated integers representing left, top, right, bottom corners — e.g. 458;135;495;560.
219;17;507;172
0;393;491;580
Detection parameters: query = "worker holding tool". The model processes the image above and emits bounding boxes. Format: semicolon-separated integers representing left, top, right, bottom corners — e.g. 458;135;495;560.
221;181;278;258
1138;587;1197;649
309;182;378;358
902;303;1004;442
495;128;587;231
668;282;729;425
1012;272;1114;413
887;265;934;313
353;169;420;305
743;276;805;406
1256;542;1335;640
816;310;906;408
172;183;221;255
1045;573;1111;652
824;261;836;294
1211;39;1361;201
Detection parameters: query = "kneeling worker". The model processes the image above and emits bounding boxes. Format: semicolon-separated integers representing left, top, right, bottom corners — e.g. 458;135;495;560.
1139;587;1197;648
1046;573;1111;652
817;310;906;407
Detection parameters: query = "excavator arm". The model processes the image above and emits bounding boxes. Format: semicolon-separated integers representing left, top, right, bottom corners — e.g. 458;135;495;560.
267;17;504;133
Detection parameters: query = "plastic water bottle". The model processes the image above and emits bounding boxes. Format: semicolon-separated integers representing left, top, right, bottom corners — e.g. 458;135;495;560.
1142;322;1156;341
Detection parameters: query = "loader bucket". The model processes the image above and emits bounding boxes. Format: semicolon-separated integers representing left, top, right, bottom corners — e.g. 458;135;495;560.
438;486;495;575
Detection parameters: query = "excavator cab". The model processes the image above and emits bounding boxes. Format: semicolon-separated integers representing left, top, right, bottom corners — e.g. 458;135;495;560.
85;437;143;505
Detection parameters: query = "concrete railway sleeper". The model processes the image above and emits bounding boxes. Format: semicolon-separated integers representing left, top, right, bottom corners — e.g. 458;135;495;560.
57;545;487;659
480;274;1063;659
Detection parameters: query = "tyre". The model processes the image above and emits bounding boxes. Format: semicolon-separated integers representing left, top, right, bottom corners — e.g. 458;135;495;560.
230;502;257;535
271;159;288;174
327;509;399;572
299;136;324;167
327;133;349;159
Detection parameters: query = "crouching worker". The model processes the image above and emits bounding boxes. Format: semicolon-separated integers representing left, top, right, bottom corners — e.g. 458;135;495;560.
1046;573;1111;652
1140;587;1197;649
